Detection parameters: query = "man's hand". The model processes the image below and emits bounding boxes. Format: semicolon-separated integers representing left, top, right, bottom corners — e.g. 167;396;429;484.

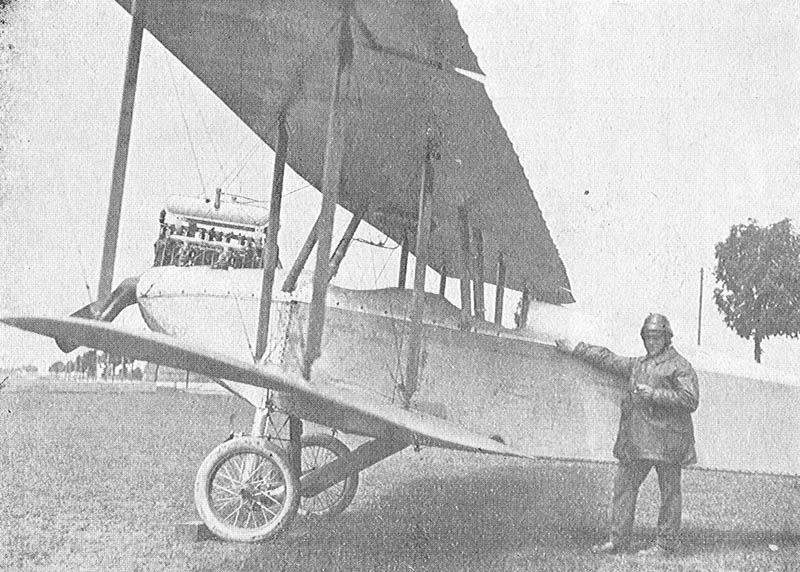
634;384;654;400
555;338;577;354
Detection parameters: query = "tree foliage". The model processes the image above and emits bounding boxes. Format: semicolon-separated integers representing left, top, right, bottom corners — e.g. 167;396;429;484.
48;361;65;374
713;218;800;363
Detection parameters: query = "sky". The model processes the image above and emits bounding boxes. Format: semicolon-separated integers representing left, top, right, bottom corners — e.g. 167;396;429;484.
1;0;799;373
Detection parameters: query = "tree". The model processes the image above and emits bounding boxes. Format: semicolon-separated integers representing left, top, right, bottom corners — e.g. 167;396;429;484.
84;350;97;378
714;218;800;363
48;361;65;375
108;353;121;380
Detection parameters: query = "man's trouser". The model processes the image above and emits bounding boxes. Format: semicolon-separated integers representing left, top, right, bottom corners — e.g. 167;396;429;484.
609;460;682;549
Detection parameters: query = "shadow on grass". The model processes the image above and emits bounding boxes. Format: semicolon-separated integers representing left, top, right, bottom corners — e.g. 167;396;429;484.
237;460;612;571
243;456;800;571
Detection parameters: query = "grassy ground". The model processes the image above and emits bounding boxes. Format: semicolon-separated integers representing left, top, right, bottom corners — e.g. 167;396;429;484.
0;389;798;572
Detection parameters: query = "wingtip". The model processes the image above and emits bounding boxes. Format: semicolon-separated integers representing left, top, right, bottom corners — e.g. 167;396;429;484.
1;315;59;333
1;315;83;353
0;316;30;329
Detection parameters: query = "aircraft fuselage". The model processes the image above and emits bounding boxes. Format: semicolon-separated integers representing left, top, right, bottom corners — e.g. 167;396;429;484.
135;266;800;477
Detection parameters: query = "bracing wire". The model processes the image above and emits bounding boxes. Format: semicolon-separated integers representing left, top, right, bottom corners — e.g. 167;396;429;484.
223;192;267;205
75;245;94;305
354;236;396;249
229;284;257;363
219;180;315;207
220;11;346;197
373;247;396;287
284;183;314;197
213;10;252;193
216;138;258;189
185;80;225;183
165;54;208;195
218;141;261;190
368;237;378;287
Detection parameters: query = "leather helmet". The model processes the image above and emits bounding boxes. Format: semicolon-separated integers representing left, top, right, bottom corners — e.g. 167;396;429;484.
641;313;673;340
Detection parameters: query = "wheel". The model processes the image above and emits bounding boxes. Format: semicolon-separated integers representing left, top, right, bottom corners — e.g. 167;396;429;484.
299;433;359;517
194;437;299;542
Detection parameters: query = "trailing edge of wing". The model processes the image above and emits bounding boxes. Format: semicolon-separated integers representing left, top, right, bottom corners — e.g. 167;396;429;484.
1;316;526;458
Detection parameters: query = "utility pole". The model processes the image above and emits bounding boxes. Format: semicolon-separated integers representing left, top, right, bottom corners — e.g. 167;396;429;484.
697;267;704;345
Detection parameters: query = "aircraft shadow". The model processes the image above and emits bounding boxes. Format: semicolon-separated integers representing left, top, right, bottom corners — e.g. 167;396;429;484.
289;456;800;564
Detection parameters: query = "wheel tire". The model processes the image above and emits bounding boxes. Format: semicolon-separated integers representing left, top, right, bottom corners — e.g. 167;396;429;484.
299;433;359;517
194;437;299;542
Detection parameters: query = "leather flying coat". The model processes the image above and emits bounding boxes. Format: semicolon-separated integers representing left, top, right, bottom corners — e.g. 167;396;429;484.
573;343;700;465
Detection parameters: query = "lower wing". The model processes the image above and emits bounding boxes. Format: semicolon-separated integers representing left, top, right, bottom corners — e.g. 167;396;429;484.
2;316;526;458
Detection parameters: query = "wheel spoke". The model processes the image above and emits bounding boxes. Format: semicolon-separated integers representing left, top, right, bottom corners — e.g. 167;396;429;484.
211;495;242;507
213;495;240;511
248;469;280;488
309;447;320;468
210;451;290;529
243;454;270;483
218;464;240;487
297;436;359;517
222;501;245;526
262;490;283;507
211;483;241;498
230;455;245;480
253;496;280;518
198;439;301;541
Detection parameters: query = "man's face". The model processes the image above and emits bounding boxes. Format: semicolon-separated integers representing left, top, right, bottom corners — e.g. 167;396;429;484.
642;331;667;357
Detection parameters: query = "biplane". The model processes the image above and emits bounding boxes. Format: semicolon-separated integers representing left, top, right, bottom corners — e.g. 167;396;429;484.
4;0;800;544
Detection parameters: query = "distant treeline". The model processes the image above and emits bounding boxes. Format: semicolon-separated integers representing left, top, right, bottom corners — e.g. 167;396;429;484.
49;350;143;380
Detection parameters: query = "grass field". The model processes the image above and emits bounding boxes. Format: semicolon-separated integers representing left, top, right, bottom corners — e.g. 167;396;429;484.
0;388;798;572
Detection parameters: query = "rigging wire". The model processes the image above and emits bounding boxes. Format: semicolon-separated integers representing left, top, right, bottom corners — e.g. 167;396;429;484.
185;79;225;183
164;54;208;195
372;244;396;287
214;10;253;194
229;284;257;363
222;192;267;205
216;137;258;189
214;176;314;205
284;183;314;198
221;13;349;197
75;245;95;306
354;236;396;249
219;180;315;207
218;141;261;190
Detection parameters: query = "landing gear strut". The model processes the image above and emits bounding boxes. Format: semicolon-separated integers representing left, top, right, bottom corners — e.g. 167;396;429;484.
299;433;359;517
193;394;365;542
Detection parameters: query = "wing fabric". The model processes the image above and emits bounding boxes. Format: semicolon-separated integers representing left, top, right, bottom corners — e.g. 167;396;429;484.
2;316;525;458
111;0;574;303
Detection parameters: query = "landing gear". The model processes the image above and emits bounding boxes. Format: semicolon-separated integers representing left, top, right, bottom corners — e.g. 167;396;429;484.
193;424;360;541
194;437;299;543
194;398;380;542
299;433;359;517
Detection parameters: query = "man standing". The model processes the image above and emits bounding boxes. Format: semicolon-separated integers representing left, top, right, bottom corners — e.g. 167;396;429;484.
555;313;699;556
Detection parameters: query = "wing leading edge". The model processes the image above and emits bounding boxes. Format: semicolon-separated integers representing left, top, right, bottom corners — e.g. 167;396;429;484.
2;316;526;458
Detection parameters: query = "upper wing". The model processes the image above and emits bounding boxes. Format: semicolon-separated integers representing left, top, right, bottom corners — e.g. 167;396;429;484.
113;0;573;304
2;316;526;458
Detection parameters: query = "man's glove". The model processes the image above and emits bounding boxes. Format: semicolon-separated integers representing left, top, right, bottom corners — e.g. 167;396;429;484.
634;384;654;400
